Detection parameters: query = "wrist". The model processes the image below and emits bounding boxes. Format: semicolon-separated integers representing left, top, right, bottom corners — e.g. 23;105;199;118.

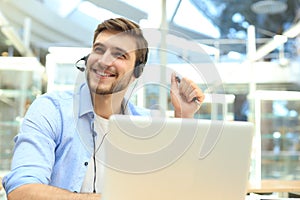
174;110;194;118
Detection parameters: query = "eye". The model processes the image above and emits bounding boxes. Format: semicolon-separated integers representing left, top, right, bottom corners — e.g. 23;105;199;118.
112;51;126;59
93;46;105;54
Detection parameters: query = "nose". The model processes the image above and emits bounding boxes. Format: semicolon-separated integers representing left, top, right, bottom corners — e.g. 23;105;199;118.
98;49;115;66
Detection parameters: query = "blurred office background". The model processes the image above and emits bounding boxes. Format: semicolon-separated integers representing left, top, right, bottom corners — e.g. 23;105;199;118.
1;0;300;198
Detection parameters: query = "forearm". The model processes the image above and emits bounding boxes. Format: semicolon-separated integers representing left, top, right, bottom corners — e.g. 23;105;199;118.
7;184;101;200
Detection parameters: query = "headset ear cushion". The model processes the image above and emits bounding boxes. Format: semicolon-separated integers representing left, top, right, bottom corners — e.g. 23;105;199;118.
134;64;144;78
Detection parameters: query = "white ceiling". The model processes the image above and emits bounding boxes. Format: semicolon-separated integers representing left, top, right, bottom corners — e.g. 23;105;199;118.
0;0;299;64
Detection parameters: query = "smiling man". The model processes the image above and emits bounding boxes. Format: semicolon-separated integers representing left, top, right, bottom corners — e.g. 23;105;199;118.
2;18;205;200
87;27;147;119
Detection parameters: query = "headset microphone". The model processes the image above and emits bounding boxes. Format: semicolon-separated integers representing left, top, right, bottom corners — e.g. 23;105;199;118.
75;54;89;72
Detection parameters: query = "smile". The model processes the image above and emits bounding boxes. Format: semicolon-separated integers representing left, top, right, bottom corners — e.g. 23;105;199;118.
93;69;116;78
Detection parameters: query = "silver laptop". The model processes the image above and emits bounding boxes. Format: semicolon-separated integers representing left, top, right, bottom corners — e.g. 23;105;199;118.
100;115;254;200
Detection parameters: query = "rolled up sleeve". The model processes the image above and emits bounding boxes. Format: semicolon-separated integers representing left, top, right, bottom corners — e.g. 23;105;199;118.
2;95;61;194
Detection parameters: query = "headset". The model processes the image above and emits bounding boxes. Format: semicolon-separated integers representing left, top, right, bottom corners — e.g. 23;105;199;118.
133;59;144;78
75;54;89;72
75;54;145;78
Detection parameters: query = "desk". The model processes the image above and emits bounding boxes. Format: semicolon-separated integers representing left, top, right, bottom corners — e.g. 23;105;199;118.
0;177;2;191
248;180;300;193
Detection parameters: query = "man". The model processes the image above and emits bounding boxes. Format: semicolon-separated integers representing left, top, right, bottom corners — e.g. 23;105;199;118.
2;18;204;200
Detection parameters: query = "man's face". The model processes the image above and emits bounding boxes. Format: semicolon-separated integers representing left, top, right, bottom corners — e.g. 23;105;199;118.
86;30;137;95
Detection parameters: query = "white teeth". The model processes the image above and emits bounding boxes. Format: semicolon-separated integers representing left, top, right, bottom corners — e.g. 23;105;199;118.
95;70;113;77
99;72;109;77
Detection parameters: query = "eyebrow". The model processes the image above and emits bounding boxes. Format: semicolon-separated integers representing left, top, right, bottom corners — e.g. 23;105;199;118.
93;42;105;49
93;42;131;57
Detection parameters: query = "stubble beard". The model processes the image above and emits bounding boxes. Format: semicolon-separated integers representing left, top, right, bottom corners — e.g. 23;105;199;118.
87;69;133;95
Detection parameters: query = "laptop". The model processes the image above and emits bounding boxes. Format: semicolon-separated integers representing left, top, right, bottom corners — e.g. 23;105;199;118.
100;115;254;200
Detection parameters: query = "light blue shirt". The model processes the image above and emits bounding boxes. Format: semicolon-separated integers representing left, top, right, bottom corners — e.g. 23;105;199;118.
2;82;149;194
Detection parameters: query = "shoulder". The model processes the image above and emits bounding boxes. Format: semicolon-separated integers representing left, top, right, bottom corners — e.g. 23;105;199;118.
127;102;151;116
41;90;73;101
33;90;73;107
25;90;74;119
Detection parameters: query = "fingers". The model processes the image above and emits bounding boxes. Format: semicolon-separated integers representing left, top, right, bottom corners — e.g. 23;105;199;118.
178;77;204;104
170;72;179;91
188;90;199;103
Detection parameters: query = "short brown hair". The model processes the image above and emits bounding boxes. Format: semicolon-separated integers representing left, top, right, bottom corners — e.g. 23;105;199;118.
93;18;148;66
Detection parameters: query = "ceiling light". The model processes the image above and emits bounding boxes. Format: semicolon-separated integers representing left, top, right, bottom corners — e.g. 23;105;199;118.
251;0;287;14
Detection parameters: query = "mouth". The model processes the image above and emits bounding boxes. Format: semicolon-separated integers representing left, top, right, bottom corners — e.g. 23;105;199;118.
93;68;117;78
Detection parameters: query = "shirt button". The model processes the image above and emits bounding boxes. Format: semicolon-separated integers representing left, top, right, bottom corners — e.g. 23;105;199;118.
84;162;88;166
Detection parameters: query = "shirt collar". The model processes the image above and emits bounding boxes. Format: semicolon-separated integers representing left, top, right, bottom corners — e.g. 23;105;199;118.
77;82;94;118
76;82;132;118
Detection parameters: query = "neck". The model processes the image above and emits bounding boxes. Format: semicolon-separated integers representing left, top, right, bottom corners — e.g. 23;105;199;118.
92;91;126;119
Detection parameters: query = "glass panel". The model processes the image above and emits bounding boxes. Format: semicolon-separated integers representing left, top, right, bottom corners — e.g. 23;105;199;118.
77;1;121;21
0;125;18;170
173;0;220;38
195;103;227;120
261;99;300;180
0;69;42;171
145;84;160;110
42;0;82;17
